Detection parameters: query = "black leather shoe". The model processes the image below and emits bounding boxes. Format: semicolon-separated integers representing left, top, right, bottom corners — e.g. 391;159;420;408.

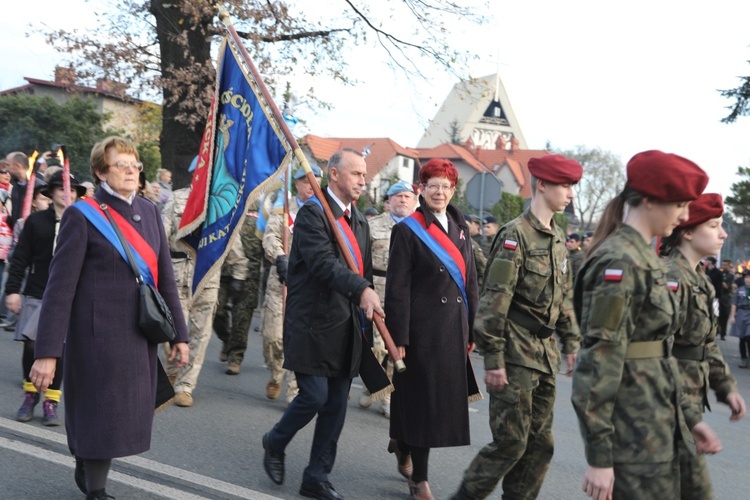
74;458;87;494
262;432;285;485
299;481;345;500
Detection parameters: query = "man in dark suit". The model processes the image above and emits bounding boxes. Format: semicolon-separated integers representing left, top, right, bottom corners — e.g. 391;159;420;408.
262;148;383;500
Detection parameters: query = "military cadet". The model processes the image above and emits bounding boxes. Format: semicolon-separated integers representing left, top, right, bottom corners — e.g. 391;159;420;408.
719;258;735;339
358;180;418;418
261;164;322;401
162;185;222;407
659;193;746;500
480;215;499;255
213;206;263;376
566;233;584;279
465;214;487;288
572;150;722;500
451;154;582;500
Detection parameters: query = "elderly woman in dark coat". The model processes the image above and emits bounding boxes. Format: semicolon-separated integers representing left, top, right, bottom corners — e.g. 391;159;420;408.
30;136;189;500
385;158;480;500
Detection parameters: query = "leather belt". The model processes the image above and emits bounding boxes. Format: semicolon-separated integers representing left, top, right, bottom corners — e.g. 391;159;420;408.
373;269;387;278
672;344;707;362
170;251;188;259
625;340;670;359
507;308;556;339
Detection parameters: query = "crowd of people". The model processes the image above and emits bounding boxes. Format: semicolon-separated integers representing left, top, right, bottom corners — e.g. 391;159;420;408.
2;137;748;500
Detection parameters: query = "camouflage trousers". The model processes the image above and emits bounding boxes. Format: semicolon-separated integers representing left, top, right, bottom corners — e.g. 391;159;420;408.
260;266;297;398
214;276;257;365
461;364;555;500
612;459;680;500
677;437;712;500
362;327;391;405
163;281;220;395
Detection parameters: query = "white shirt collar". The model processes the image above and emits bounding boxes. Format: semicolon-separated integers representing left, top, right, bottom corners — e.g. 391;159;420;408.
327;186;351;214
101;182;136;205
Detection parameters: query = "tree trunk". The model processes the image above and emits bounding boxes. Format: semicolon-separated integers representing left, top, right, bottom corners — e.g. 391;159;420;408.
150;0;214;189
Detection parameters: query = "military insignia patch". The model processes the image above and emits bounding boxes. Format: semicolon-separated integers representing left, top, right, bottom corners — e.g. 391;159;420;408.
667;280;679;291
604;269;624;282
503;239;518;250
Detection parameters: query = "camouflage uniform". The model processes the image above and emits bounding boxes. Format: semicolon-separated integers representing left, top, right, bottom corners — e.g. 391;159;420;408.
568;247;584;281
161;187;220;395
459;208;580;500
472;240;487;290
572;225;702;499
260;196;300;400
213;216;260;368
666;249;737;500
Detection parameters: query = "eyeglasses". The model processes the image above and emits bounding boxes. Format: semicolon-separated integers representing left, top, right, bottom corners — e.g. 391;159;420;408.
109;161;143;172
423;183;454;193
0;170;8;174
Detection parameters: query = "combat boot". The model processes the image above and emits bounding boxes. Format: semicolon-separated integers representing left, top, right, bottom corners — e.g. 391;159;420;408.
359;389;372;408
42;399;60;426
219;342;229;362
226;361;241;375
16;391;40;422
266;381;281;399
174;392;193;407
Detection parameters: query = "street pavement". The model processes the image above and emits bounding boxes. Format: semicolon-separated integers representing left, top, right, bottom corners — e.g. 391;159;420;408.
1;313;749;499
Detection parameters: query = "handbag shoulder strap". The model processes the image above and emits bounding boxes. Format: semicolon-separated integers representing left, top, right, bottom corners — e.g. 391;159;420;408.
101;204;144;285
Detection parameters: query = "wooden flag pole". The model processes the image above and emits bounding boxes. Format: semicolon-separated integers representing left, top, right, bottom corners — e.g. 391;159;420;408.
220;12;405;372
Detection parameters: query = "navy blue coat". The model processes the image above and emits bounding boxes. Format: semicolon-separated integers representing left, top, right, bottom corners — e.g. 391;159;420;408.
34;188;188;460
282;188;373;378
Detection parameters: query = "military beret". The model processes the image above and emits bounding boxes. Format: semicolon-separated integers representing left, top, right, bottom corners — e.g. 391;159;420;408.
626;150;708;202
294;164;322;180
584;231;594;239
364;207;379;217
527;154;583;184
465;214;482;224
387;180;414;197
677;193;723;229
567;233;581;241
483;215;498;224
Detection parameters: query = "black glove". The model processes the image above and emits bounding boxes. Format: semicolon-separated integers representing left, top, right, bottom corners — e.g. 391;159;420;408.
276;255;289;284
228;278;246;300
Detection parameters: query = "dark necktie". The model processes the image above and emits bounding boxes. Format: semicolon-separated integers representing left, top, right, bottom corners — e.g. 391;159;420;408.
344;208;351;225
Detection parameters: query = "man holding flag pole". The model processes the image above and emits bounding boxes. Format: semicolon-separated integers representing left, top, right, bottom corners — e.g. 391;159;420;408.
178;12;404;499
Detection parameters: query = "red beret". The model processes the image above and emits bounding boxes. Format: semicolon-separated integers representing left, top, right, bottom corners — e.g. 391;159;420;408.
626;150;708;202
676;193;724;229
528;155;583;184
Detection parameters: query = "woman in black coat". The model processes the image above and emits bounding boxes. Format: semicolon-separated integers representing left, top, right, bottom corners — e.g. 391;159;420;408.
385;158;480;500
30;137;189;500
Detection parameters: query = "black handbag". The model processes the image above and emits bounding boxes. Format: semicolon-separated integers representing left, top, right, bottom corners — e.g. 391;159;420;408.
102;205;177;344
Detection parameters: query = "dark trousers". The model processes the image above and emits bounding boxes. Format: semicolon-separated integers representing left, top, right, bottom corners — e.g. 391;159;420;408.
267;372;351;484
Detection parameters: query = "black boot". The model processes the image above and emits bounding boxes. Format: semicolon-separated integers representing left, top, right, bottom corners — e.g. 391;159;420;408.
86;489;114;499
74;458;87;494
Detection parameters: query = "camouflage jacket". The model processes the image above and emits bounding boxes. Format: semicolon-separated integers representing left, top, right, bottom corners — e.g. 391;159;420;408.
368;212;398;304
666;249;737;412
568;247;584;281
572;225;700;468
474;208;580;374
263;197;301;263
162;187;222;292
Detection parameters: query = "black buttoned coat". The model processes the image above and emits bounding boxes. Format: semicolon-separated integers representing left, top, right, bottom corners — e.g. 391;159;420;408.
34;188;188;459
283;189;373;378
386;201;479;448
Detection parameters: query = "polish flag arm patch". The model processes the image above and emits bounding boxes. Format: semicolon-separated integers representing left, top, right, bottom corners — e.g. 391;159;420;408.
604;269;624;282
667;280;679;291
503;239;518;250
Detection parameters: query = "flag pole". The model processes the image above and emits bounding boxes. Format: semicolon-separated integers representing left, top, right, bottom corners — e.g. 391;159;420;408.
219;12;404;373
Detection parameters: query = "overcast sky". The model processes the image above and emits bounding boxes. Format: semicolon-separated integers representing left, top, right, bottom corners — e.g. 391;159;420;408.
3;0;750;197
